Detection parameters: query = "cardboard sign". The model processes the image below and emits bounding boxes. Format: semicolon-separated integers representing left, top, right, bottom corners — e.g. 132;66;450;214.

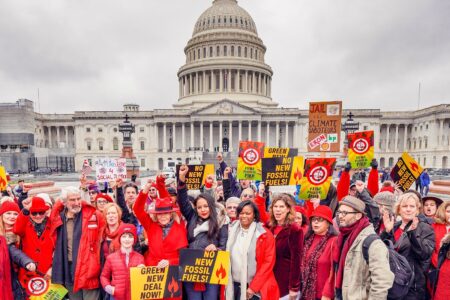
81;159;92;175
299;158;336;199
94;158;127;182
130;266;181;300
0;166;8;191
237;141;265;181
179;249;230;285
308;101;342;152
390;152;423;192
262;156;304;186
28;277;68;300
176;164;214;190
348;130;374;168
263;147;298;158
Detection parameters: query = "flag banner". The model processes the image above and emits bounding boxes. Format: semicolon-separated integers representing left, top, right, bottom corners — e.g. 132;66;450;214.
237;141;265;181
179;249;230;285
299;158;336;199
348;130;374;168
94;158;127;182
390;152;423;192
262;156;304;186
130;266;181;300
307;101;342;152
28;278;68;300
0;166;8;191
263;147;298;158
176;164;215;190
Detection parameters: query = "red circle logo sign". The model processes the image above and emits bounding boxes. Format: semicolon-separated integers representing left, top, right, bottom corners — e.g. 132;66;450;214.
242;148;260;166
309;166;328;185
352;138;369;155
28;277;48;296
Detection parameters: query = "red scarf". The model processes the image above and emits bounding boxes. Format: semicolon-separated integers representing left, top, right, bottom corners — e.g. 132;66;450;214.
0;236;14;300
334;217;370;290
104;222;122;253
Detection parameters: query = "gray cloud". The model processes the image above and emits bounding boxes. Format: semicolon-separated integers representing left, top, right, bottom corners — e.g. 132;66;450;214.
0;0;449;113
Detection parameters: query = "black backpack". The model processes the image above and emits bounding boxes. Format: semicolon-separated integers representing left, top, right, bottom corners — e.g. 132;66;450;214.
362;234;414;300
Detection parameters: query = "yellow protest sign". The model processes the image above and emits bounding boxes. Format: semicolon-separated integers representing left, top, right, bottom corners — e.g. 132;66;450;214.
262;156;304;186
237;141;264;181
390;152;423;192
263;147;298;158
348;130;374;168
299;158;336;199
176;164;214;190
28;278;68;300
0;166;8;191
130;266;181;300
180;249;230;285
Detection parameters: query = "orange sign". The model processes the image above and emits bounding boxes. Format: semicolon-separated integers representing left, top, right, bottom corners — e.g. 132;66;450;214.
308;101;342;152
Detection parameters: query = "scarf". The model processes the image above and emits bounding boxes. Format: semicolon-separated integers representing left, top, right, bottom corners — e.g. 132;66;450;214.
31;218;48;238
161;219;174;239
301;233;331;300
104;222;122;252
334;217;370;291
193;219;210;238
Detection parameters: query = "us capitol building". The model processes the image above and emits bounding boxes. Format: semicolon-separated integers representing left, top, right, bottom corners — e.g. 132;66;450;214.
1;0;449;172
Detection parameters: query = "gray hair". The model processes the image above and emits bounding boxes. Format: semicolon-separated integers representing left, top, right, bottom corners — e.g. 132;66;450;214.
60;186;81;202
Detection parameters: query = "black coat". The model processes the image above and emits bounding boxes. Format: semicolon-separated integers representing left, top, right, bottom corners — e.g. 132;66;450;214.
380;217;435;300
177;182;228;250
9;244;34;300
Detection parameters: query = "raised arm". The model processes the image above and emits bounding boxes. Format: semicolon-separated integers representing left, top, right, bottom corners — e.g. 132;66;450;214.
177;165;196;222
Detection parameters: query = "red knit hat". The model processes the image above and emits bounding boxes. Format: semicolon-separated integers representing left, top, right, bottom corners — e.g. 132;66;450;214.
118;223;138;243
29;197;50;213
310;205;333;224
295;205;307;216
148;197;180;214
0;201;20;215
94;193;113;203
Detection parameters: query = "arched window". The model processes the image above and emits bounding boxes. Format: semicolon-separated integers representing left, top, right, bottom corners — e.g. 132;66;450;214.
216;45;220;56
255;49;258;60
238;46;241;57
231;46;234;56
209;47;213;57
218;16;221;24
250;48;253;59
197;49;200;59
113;138;119;151
224;46;227;56
244;47;247;57
203;47;206;58
193;50;196;60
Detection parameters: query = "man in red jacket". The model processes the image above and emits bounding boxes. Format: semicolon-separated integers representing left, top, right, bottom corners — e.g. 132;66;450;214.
51;186;106;300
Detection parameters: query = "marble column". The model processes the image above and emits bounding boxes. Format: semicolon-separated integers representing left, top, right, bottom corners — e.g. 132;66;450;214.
203;72;207;93
65;126;69;148
229;121;233;152
190;122;194;149
285;122;289;147
154;123;159;151
257;121;262;142
266;122;270;145
386;124;390;152
219;122;223;152
248;121;252;140
275;122;280;147
238;121;242;141
172;123;176;151
209;122;213;151
56;127;61;148
245;71;248;93
163;123;167;152
394;124;399;152
219;70;223;92
403;125;408;151
182;123;186;152
212;71;216;91
200;122;204;150
439;119;444;147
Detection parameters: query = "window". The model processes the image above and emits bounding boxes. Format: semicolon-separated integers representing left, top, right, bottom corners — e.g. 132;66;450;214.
86;127;91;133
423;157;426;166
99;141;103;151
363;126;368;130
98;128;103;133
426;124;428;130
216;46;220;56
250;48;253;59
244;47;247;57
209;47;213;57
197;49;200;59
238;46;241;57
255;49;258;60
231;46;234;56
140;141;145;150
425;139;428;148
113;127;118;132
141;158;145;168
87;141;91;151
203;47;206;58
87;158;92;165
140;127;145;132
113;138;119;151
224;46;227;56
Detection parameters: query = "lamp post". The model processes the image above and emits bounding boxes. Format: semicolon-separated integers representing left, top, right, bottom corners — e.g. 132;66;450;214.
118;114;140;179
342;112;360;157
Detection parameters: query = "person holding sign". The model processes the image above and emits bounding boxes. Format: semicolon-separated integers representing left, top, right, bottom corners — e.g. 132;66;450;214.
101;224;145;300
177;165;228;300
267;194;303;300
225;200;279;300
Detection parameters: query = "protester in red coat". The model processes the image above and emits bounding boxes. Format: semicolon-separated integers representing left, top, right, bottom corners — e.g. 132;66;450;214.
101;224;145;300
50;186;106;298
13;197;55;291
432;201;450;268
0;235;14;300
226;200;280;300
434;232;450;300
133;182;188;267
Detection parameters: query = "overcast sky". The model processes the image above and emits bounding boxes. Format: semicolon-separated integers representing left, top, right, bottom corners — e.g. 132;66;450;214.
1;0;449;113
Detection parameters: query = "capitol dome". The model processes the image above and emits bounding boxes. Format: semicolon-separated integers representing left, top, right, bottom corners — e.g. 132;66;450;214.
174;0;277;109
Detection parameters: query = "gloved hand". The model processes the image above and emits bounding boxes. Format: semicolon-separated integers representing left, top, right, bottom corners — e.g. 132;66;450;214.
344;162;352;172
370;159;378;169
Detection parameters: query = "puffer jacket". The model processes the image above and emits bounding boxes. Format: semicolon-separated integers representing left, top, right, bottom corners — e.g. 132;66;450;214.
341;224;394;300
100;250;145;300
380;217;435;300
177;181;228;250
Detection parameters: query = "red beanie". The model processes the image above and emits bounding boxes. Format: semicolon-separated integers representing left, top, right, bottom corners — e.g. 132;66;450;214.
118;223;138;244
0;201;20;215
310;205;333;224
94;193;113;203
29;197;50;213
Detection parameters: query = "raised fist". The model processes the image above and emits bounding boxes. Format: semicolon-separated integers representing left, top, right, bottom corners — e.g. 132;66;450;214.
178;165;189;182
344;162;352;172
370;159;378;169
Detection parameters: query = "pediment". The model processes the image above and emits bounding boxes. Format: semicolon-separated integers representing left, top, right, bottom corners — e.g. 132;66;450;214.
192;99;259;115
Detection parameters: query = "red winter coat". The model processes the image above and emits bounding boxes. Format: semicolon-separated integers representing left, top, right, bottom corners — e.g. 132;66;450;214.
100;250;145;300
50;201;106;292
432;223;448;268
0;235;14;300
249;227;280;300
13;211;56;288
270;223;303;297
133;191;188;266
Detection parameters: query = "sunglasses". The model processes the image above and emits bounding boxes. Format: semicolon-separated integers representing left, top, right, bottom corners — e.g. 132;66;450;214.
31;211;46;216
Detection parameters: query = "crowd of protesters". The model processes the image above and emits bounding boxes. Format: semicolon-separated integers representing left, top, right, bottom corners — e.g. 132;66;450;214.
0;153;449;300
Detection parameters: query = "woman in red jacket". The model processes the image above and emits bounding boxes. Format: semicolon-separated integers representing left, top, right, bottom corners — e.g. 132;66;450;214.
13;196;55;292
101;203;123;260
101;223;145;300
300;205;338;300
267;193;303;300
226;200;280;300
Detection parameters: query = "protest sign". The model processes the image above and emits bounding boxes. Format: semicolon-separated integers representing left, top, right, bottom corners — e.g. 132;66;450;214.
81;159;92;175
299;158;336;199
237;141;264;181
176;164;214;190
390;152;423;192
263;147;298;158
0;166;8;191
28;277;68;300
179;249;230;285
308;101;342;152
262;156;304;186
94;158;127;182
348;130;374;168
130;266;181;300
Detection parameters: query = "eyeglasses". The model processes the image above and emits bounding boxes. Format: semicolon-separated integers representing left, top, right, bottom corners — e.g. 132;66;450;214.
226;206;238;210
150;188;157;192
311;217;325;223
336;210;359;217
31;211;46;216
89;191;98;195
97;200;107;204
241;194;254;198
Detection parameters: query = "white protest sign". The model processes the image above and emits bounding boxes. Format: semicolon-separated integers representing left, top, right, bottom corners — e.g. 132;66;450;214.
95;158;127;182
